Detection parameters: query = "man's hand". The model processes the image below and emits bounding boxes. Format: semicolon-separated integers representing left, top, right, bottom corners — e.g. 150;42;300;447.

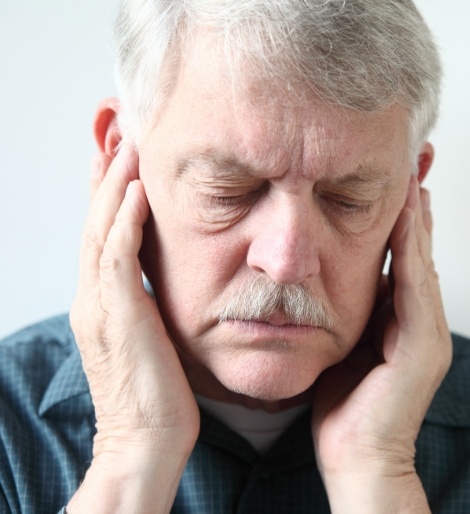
312;178;452;513
67;145;200;514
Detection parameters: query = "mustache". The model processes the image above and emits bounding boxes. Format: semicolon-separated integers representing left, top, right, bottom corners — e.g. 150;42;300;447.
217;276;333;329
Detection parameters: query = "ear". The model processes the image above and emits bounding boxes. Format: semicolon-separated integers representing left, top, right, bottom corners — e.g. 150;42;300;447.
416;141;435;184
93;97;122;157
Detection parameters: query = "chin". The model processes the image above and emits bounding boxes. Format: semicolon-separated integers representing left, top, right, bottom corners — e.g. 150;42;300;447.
210;350;325;402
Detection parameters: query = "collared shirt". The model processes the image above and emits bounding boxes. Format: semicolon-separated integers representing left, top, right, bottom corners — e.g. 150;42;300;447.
1;314;470;513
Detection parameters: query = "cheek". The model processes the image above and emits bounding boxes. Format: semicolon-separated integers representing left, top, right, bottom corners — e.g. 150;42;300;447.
321;232;388;342
145;204;249;339
322;188;406;335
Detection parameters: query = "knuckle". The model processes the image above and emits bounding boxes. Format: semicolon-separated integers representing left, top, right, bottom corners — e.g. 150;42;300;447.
99;245;125;289
428;330;453;380
426;261;440;282
440;334;453;371
70;297;92;334
415;276;432;301
83;224;106;253
100;250;122;275
440;351;452;377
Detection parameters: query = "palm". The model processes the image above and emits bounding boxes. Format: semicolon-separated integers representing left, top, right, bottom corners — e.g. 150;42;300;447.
311;186;452;477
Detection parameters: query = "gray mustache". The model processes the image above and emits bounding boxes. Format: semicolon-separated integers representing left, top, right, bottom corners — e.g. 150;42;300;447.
218;276;333;329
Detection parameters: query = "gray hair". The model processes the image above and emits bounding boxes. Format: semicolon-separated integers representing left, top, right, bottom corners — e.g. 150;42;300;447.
115;0;442;159
217;275;334;330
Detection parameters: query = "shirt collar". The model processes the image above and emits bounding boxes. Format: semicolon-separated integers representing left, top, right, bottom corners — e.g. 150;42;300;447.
36;326;470;426
199;406;316;468
38;339;92;419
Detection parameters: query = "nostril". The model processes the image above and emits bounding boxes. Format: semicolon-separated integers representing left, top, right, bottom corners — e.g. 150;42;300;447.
247;233;318;286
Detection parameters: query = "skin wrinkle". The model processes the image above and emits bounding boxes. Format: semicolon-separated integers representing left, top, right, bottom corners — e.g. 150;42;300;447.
115;0;443;167
178;149;397;240
136;30;415;403
175;106;404;195
180;154;394;213
63;7;452;511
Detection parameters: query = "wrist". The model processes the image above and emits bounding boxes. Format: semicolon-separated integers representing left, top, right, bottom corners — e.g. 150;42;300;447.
92;422;199;457
67;433;196;514
322;467;430;514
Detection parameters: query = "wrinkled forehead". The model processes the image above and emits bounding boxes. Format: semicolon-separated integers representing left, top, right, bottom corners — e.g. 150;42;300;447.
179;26;409;120
179;25;319;109
152;28;412;181
181;54;408;156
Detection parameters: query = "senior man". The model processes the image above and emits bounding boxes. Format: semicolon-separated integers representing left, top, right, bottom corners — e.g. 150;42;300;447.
1;0;470;513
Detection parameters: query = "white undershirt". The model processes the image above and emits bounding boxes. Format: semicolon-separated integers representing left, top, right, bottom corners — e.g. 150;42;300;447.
196;395;310;454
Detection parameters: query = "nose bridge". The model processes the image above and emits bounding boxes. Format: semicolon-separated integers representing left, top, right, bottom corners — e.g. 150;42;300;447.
276;200;310;260
247;193;320;284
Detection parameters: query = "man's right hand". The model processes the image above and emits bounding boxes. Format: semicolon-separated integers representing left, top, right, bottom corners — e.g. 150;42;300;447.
68;144;200;514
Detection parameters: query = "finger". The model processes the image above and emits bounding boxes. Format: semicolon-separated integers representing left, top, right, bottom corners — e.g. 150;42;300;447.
390;185;450;360
99;180;150;310
412;184;449;339
79;144;139;290
389;205;430;337
420;188;433;237
90;153;112;201
89;143;139;240
411;183;432;269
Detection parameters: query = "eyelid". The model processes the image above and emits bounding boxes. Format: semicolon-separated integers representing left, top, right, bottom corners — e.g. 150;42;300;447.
200;179;267;195
209;187;266;201
191;182;267;213
332;199;372;213
316;191;373;216
191;175;266;190
208;187;264;205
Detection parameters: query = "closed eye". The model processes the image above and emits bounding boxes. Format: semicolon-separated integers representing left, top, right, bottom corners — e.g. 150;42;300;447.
331;198;371;213
206;184;268;209
319;194;372;217
208;191;259;207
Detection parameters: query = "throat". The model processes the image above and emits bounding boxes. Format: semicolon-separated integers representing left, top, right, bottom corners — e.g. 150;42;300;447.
196;394;310;454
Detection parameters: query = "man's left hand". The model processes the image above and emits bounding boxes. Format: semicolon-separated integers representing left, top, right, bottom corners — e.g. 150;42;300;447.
311;178;452;512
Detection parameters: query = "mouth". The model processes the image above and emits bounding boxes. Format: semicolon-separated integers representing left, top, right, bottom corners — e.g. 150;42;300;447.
262;311;308;327
219;308;321;328
221;316;323;339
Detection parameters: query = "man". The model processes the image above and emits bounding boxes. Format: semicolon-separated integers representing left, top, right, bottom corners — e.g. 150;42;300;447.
1;0;469;512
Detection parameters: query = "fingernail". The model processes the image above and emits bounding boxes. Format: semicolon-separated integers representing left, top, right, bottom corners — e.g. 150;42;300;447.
114;141;128;159
116;142;138;170
116;141;135;158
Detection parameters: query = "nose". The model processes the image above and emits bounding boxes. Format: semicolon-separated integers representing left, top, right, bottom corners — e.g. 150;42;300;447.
246;196;321;285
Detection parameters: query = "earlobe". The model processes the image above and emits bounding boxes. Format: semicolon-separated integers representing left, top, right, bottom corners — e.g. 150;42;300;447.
417;142;435;184
93;97;122;156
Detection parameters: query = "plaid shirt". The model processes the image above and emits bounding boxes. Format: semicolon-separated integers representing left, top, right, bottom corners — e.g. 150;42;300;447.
1;315;469;513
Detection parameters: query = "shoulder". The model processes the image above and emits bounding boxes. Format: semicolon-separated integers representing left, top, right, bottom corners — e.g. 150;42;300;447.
0;314;75;395
425;332;470;427
417;333;470;513
0;313;74;356
0;315;94;513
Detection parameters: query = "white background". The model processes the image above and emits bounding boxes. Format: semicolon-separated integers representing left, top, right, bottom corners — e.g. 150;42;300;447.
0;0;469;339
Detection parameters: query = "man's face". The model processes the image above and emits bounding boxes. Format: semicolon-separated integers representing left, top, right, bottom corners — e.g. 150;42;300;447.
138;38;412;403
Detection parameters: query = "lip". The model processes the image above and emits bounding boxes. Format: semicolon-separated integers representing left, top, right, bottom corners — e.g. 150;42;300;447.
264;312;300;326
223;319;322;338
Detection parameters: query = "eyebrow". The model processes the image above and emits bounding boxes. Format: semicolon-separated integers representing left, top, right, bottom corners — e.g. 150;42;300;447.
176;152;256;179
177;149;393;188
329;164;393;190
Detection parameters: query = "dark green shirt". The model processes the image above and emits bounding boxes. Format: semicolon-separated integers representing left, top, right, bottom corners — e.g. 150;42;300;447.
1;315;469;513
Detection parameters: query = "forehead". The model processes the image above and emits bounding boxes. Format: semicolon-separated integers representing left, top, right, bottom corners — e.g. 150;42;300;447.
152;31;411;181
